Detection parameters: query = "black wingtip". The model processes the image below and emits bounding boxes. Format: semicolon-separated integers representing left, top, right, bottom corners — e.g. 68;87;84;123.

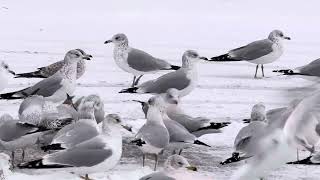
41;144;65;152
14;71;46;79
197;122;231;131
119;87;138;93
18;159;71;169
220;152;241;165
286;156;319;165
210;54;241;62
272;69;302;76
130;139;146;147
170;65;181;70
242;119;251;124
193;140;211;147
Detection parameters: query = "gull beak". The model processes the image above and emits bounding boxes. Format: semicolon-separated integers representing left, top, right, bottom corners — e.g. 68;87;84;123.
8;70;15;75
82;55;92;60
121;124;133;132
284;36;291;40
104;40;113;44
199;56;209;61
186;166;198;171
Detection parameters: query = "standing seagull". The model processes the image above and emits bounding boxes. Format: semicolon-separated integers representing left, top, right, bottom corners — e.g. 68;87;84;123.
104;33;180;87
0;61;15;92
14;49;92;79
273;58;320;81
208;30;290;78
18;110;123;180
120;50;207;97
131;96;170;171
0;49;91;102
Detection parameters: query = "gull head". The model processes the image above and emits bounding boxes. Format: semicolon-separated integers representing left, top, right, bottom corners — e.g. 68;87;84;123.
104;33;128;46
268;30;291;42
64;49;91;63
83;94;104;112
78;100;96;119
148;95;166;112
182;50;208;67
251;102;266;122
0;62;15;76
75;49;93;59
164;155;197;172
105;113;132;132
163;88;180;105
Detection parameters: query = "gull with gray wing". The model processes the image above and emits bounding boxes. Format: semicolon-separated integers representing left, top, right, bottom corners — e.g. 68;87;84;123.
131;96;170;171
208;30;290;78
120;50;208;97
18;110;123;180
104;33;180;87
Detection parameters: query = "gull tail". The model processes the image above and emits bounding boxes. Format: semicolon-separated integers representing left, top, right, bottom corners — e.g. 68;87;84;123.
220;152;242;165
14;71;46;79
0;88;39;100
41;143;65;152
170;65;181;70
18;159;71;169
193;140;211;147
119;87;138;93
272;69;302;75
210;54;241;62
242;119;251;124
197;122;231;131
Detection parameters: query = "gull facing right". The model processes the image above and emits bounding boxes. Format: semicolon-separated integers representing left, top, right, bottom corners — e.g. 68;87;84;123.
208;30;290;78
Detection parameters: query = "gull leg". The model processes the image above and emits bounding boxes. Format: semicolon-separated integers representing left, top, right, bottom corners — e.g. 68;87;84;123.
178;149;183;155
296;149;299;161
22;149;25;162
154;154;158;171
134;75;143;86
79;174;93;180
261;64;265;77
142;154;146;167
131;76;137;87
254;65;259;78
11;151;15;168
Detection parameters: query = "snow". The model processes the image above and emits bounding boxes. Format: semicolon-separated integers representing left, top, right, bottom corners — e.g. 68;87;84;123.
1;0;320;179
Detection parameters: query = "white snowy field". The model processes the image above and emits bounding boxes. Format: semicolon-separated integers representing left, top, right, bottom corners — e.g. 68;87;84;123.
1;0;320;179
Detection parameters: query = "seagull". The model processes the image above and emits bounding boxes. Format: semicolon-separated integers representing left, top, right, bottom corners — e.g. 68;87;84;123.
139;155;198;180
133;88;230;137
74;94;105;124
120;50;208;97
18;94;78;129
242;103;266;123
0;61;15;92
273;58;320;81
208;30;290;78
232;91;320;180
40;100;100;151
104;33;180;87
18;110;123;180
131;96;170;171
0;114;52;166
14;49;92;79
0;49;91;102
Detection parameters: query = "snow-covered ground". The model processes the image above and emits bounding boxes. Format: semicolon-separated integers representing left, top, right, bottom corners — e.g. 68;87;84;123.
1;0;320;179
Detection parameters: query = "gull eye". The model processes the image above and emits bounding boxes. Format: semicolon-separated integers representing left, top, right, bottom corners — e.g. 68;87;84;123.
115;36;120;40
177;162;183;165
4;65;8;69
